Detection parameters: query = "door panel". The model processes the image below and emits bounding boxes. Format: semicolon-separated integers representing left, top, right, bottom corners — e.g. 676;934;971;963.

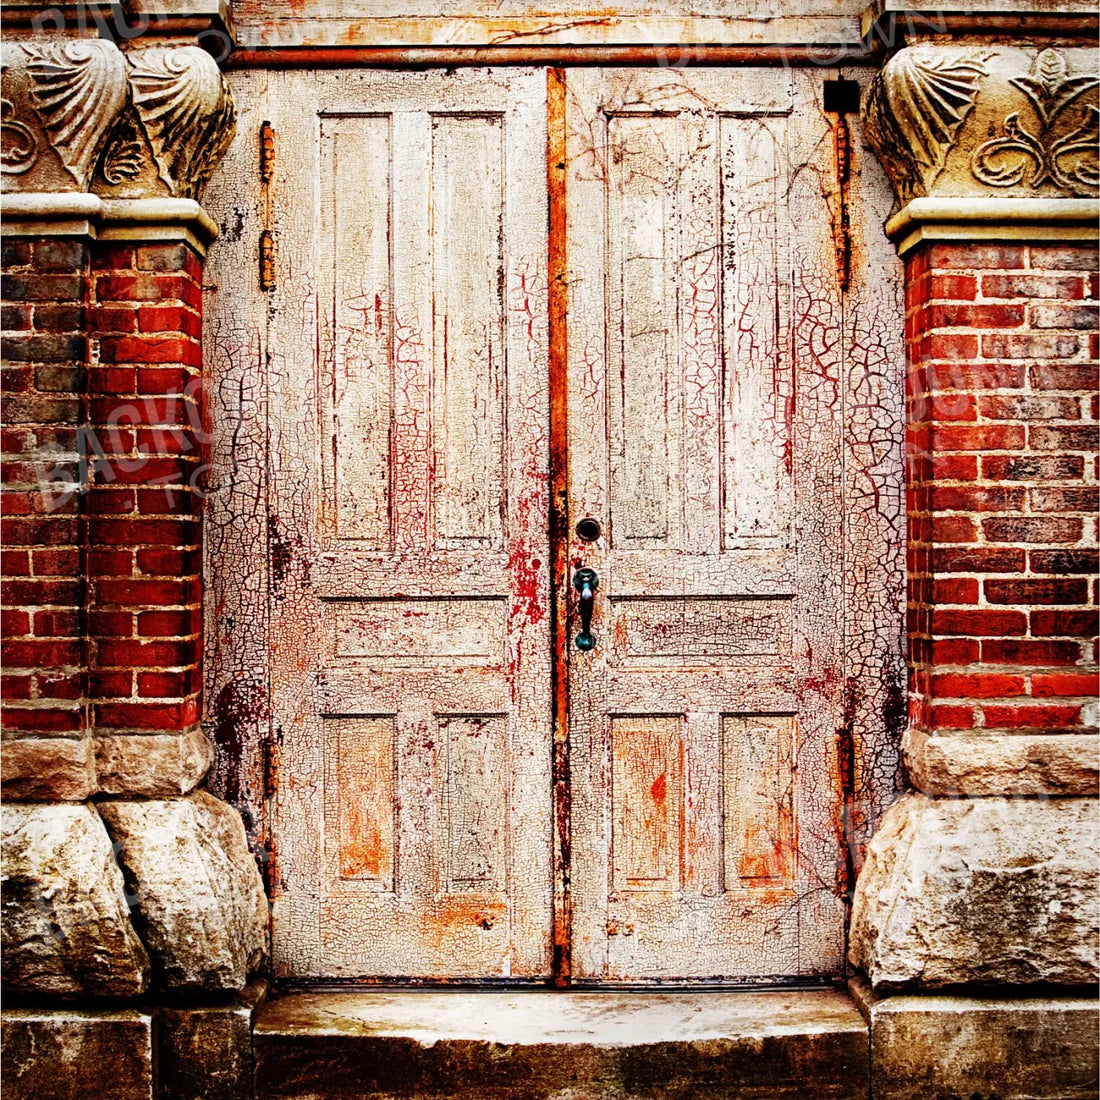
267;68;551;979
564;69;846;981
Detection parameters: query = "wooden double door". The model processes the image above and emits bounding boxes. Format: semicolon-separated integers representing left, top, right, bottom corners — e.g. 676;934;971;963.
263;67;846;984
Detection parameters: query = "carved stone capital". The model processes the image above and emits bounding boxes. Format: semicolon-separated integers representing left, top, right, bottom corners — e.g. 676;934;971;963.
864;44;1100;205
94;45;236;203
1;38;129;193
2;32;235;206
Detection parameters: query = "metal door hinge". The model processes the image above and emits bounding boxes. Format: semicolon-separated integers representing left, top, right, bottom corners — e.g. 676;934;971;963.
260;120;275;184
833;115;851;292
823;81;858;295
259;121;276;291
263;726;281;801
259;230;275;292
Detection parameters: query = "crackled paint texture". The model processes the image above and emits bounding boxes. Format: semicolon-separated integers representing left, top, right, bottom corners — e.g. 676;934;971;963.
564;68;901;982
201;66;905;983
230;0;873;54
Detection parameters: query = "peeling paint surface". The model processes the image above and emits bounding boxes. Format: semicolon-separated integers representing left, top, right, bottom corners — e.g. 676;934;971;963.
565;68;847;982
253;69;552;980
201;65;905;984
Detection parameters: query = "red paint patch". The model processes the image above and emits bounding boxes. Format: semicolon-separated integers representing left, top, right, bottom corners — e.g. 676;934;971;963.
650;772;666;804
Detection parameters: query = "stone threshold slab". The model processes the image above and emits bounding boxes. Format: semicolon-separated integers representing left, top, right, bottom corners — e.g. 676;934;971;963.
254;987;869;1099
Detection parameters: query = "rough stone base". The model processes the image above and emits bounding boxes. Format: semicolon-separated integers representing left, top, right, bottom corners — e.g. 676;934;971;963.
849;793;1100;990
98;792;268;992
1;802;149;998
1;1008;155;1100
851;975;1100;1100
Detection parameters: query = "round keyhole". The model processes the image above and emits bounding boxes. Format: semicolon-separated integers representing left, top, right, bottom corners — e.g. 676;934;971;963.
575;517;602;542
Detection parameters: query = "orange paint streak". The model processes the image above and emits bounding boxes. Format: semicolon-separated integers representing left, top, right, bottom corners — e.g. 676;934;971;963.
341;807;383;878
547;66;572;988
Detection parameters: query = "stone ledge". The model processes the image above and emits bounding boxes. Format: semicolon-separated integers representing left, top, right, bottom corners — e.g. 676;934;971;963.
254;988;869;1099
95;726;213;799
861;2;1099;46
1;194;219;254
1;737;97;802
904;727;1100;797
850;974;1100;1100
886;198;1100;256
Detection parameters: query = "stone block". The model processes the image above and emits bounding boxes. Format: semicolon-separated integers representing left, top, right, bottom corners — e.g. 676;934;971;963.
851;976;1100;1100
904;728;1100;797
1;1008;154;1100
156;980;267;1100
1;737;97;801
98;791;267;992
1;802;149;997
94;727;213;798
254;989;869;1099
849;793;1099;990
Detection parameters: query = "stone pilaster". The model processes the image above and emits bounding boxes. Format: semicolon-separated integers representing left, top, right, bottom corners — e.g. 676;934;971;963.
2;9;265;1097
852;30;1099;994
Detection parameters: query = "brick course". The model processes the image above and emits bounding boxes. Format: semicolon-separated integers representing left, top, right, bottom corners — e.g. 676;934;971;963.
2;237;207;795
907;243;1099;742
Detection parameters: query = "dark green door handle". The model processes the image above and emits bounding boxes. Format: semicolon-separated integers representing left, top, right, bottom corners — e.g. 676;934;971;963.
573;567;599;651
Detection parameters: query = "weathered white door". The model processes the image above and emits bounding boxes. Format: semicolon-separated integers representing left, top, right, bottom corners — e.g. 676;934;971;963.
563;69;846;982
266;69;552;979
262;65;849;983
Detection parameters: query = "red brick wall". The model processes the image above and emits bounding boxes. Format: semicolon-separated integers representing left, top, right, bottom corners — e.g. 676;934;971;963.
87;241;205;784
1;239;91;794
2;237;208;798
906;242;1099;751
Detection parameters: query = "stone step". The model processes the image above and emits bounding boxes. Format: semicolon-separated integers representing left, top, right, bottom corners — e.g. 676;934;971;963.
253;987;869;1099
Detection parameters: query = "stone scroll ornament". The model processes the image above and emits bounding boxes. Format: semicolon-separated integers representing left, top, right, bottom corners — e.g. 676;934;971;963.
972;48;1100;197
863;45;992;202
0;80;38;174
1;40;128;189
124;45;236;202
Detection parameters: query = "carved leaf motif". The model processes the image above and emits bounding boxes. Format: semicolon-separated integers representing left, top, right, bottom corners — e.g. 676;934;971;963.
20;40;128;188
885;48;991;175
128;46;236;201
863;46;991;199
971;113;1045;188
972;49;1099;196
1012;47;1099;127
102;135;143;185
1052;104;1100;195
